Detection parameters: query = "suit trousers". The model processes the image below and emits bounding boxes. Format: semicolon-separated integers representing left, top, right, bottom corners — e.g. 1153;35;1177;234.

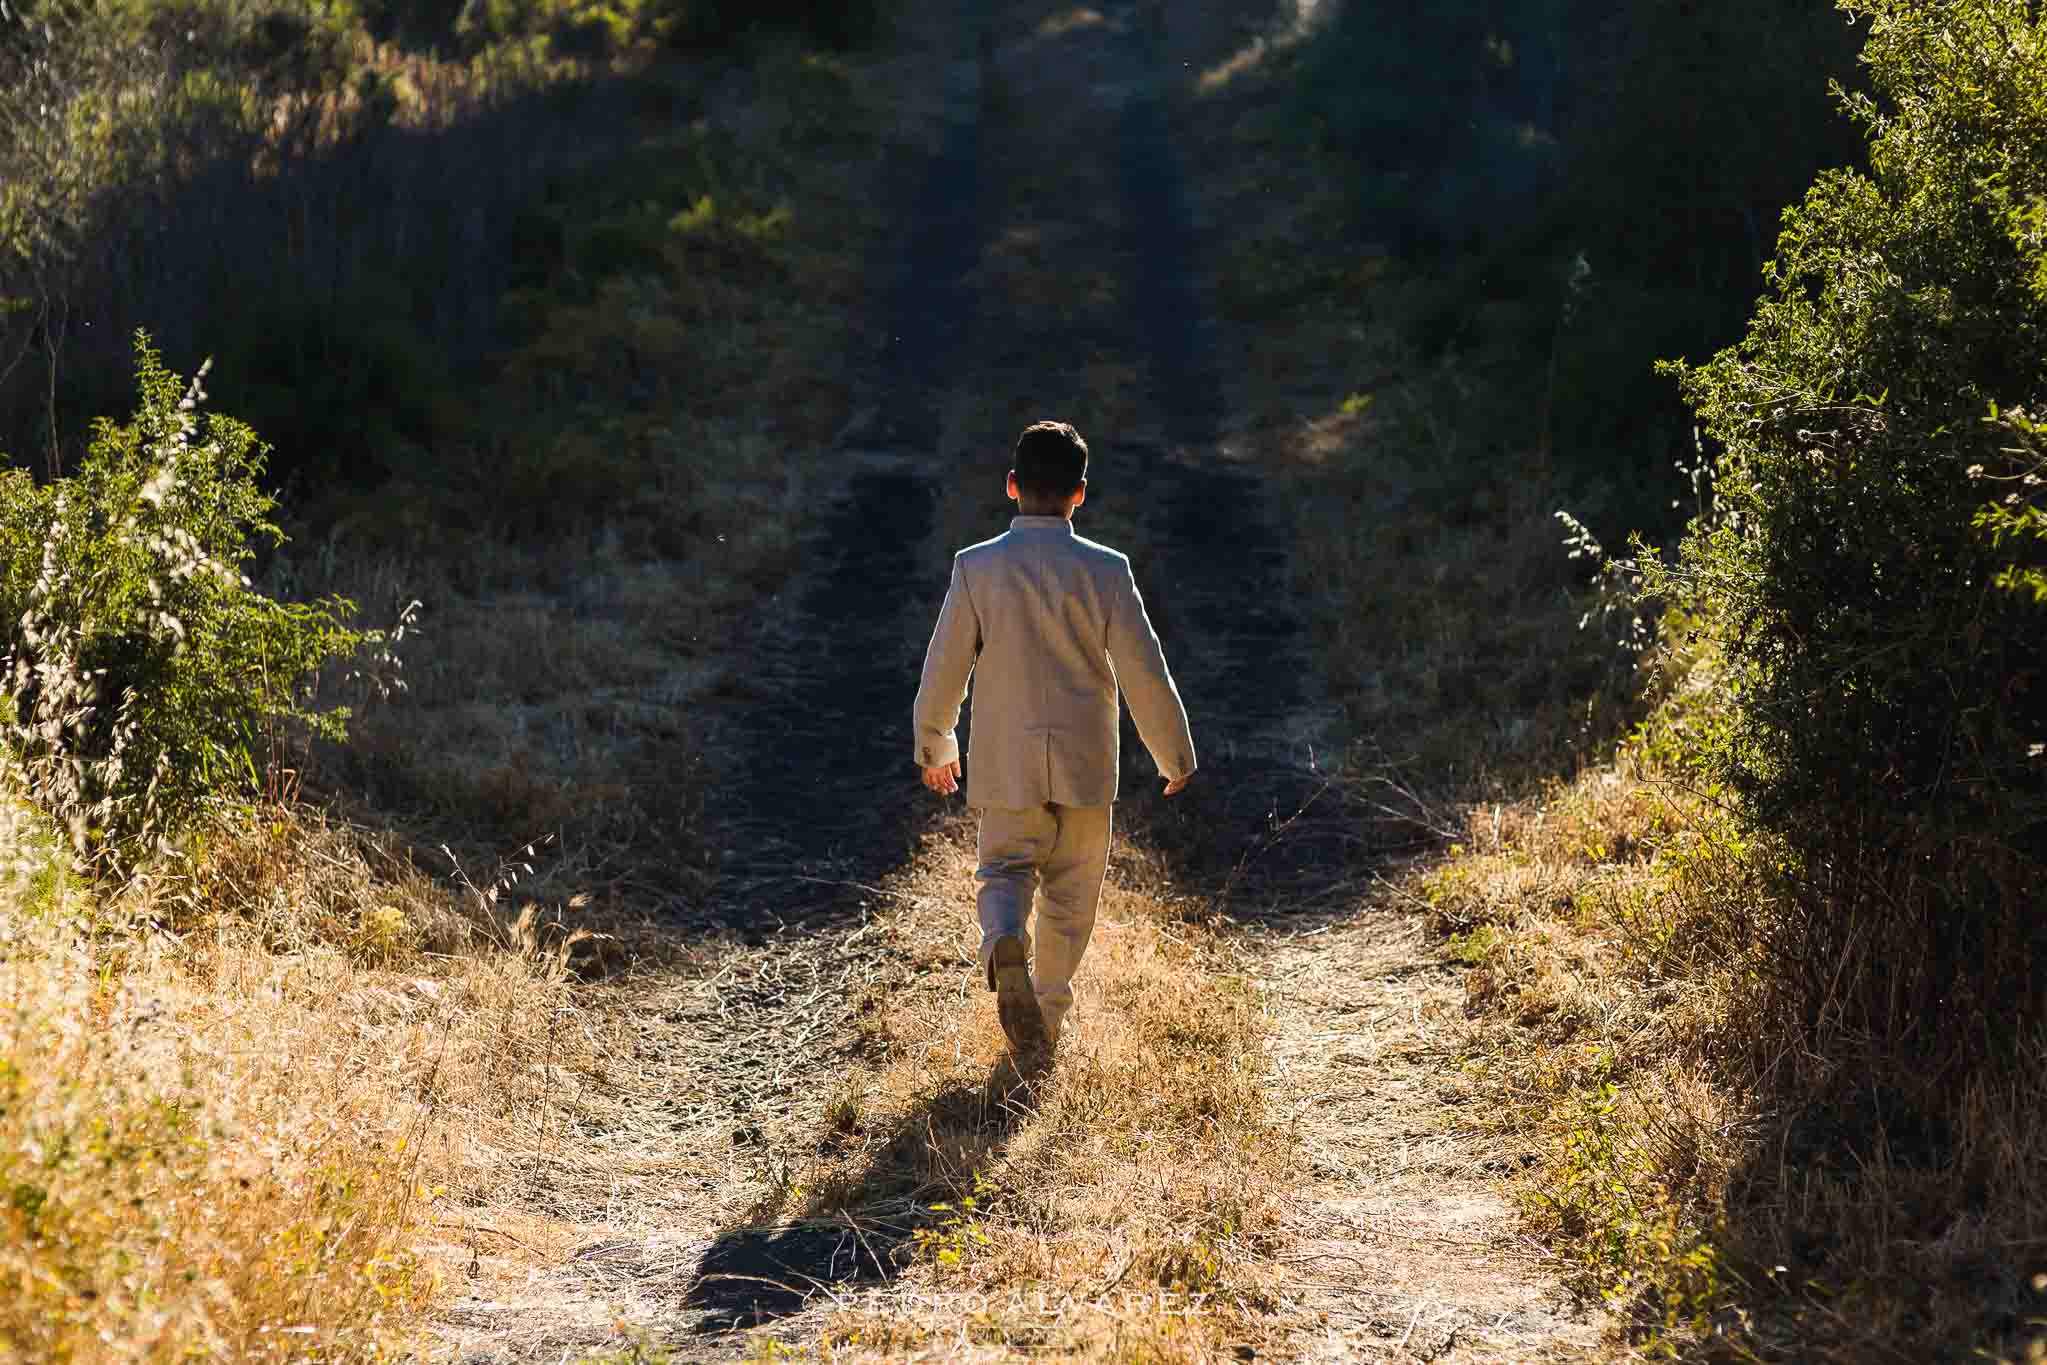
975;802;1112;1023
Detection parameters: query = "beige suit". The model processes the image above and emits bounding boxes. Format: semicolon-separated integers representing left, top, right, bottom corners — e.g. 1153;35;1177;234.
912;514;1196;1039
912;516;1196;806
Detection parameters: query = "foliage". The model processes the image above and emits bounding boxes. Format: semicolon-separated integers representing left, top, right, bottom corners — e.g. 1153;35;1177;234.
652;0;879;51
1653;0;2047;1073
0;0;529;488
0;335;369;867
1539;1064;1732;1341
1975;402;2047;602
912;1168;1001;1269
454;0;878;54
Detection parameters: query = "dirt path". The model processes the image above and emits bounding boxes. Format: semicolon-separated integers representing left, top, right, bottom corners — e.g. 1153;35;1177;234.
999;6;1602;1356
1252;912;1603;1361
428;3;1605;1360
425;10;993;1356
686;1;987;938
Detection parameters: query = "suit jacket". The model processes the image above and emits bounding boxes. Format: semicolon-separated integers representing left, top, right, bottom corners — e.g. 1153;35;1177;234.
913;515;1197;809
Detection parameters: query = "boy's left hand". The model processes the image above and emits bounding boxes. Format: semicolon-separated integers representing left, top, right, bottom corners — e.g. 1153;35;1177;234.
921;760;962;796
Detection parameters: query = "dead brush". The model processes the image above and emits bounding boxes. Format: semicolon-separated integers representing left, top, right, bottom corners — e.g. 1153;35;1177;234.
143;800;476;966
441;833;607;979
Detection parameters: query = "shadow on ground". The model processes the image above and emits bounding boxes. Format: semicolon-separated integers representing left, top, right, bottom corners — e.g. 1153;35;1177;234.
683;1048;1055;1330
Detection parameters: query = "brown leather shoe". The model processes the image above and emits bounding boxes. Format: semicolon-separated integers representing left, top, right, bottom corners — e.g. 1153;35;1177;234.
987;934;1048;1053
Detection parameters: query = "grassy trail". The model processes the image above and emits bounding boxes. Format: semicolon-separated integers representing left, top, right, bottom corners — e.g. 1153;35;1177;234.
428;3;1608;1360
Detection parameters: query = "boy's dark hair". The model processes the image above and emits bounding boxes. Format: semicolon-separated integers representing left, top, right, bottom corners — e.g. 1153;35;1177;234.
1012;420;1089;501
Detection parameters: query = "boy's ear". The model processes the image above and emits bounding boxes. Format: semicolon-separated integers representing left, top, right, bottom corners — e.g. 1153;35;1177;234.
1006;470;1020;500
1072;479;1086;508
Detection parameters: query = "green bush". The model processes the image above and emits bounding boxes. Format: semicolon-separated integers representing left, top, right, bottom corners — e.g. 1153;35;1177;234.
1653;0;2047;1072
0;335;372;868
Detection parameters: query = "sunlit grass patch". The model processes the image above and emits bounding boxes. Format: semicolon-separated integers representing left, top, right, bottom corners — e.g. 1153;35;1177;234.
0;937;435;1360
1419;671;2047;1358
706;835;1300;1361
0;787;640;1358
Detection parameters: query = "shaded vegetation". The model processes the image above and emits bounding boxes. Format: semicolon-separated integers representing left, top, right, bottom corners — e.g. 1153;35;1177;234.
1318;1;2047;1356
0;0;875;528
1275;0;1866;532
1202;0;2047;1356
1654;0;2047;1077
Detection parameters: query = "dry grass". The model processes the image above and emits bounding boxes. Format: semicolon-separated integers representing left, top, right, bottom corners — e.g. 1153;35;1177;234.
290;417;811;904
1410;669;2047;1360
744;829;1302;1362
0;791;642;1360
1192;255;1632;796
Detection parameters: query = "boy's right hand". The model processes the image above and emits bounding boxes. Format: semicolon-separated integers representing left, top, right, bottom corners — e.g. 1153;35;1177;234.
1163;774;1192;797
922;759;962;796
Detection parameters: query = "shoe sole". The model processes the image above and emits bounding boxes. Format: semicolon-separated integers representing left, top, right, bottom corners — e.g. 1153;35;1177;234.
988;934;1048;1053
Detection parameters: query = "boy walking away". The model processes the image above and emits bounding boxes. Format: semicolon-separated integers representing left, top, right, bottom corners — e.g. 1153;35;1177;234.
912;421;1197;1054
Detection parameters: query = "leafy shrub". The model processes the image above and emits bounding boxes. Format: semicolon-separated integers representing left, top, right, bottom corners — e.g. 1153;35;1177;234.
0;335;371;868
1654;0;2047;1073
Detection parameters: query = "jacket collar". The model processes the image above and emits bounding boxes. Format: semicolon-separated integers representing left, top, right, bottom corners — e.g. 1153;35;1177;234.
1009;516;1075;533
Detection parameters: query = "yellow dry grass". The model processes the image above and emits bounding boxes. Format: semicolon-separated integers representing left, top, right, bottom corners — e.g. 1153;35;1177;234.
774;832;1299;1363
0;794;629;1361
1413;675;2047;1358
